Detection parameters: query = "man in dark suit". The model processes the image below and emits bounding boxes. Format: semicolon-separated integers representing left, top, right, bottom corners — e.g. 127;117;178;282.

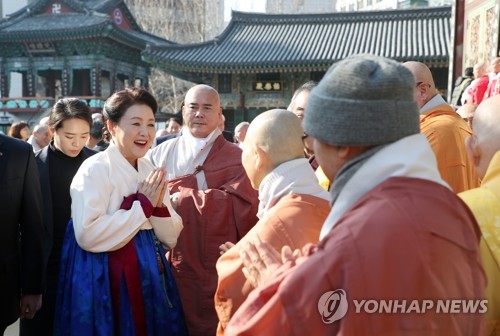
0;134;45;333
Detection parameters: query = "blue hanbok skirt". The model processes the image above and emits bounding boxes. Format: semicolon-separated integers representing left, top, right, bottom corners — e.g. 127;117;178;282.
54;219;187;336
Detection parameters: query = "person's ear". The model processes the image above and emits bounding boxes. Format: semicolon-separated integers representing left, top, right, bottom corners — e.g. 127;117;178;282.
254;145;274;176
182;105;187;119
106;120;116;137
254;145;266;170
48;127;55;137
337;146;351;159
465;136;480;168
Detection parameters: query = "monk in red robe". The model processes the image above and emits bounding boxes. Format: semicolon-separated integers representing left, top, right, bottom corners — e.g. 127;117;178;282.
226;55;485;335
149;85;259;335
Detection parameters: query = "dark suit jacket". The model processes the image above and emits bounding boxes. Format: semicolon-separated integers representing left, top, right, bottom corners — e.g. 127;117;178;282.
155;133;179;147
35;146;96;267
0;135;45;327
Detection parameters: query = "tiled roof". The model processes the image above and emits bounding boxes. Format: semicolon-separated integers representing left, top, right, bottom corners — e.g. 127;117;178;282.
0;13;108;33
144;6;451;74
0;0;172;47
125;30;176;48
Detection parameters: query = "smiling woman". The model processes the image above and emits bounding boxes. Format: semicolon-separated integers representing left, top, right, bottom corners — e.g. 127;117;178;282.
54;88;188;335
104;92;157;169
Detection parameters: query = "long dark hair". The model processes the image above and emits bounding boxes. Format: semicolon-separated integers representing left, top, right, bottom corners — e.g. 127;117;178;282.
102;88;158;141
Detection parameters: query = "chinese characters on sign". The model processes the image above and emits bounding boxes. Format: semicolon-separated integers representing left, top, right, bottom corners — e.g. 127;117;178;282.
253;81;282;92
25;42;55;53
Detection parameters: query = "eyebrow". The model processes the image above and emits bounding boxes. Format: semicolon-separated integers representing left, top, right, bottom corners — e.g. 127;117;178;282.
189;103;213;107
65;132;89;135
130;116;155;122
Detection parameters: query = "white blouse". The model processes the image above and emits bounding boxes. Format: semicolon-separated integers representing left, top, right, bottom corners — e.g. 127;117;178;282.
70;142;182;252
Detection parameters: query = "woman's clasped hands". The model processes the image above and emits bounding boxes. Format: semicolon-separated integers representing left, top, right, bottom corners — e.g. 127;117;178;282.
138;168;168;207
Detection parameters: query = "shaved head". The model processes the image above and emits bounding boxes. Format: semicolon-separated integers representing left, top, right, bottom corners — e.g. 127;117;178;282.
403;61;437;108
467;95;500;178
185;84;220;105
247;109;304;166
242;109;305;188
473;95;500;148
182;84;222;138
403;62;436;87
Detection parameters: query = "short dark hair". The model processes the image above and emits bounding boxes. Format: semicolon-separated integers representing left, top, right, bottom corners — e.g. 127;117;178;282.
167;117;182;127
464;67;474;77
103;88;158;124
289;81;318;110
49;98;92;131
90;118;104;139
8;120;29;139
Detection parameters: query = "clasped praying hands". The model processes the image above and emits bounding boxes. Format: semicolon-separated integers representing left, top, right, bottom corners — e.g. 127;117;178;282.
138;168;168;207
239;238;301;288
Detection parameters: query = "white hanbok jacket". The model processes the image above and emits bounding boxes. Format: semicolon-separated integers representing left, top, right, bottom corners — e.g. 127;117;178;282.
70;142;182;253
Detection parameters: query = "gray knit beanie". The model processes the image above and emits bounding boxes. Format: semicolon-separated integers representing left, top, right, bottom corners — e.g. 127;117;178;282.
303;54;420;146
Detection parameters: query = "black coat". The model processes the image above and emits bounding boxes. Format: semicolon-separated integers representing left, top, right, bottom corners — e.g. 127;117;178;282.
0;135;45;328
18;145;96;335
34;146;96;267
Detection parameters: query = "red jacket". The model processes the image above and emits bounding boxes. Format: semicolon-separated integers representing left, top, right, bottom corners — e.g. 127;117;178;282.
168;135;259;336
227;177;485;335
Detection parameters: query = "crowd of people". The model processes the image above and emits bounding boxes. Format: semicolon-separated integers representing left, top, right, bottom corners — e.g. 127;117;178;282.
1;53;500;335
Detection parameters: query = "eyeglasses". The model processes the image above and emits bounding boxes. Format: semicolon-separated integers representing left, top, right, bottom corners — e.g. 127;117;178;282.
302;133;309;140
416;81;431;88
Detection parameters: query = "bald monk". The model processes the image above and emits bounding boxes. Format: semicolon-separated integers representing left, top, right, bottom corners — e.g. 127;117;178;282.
459;95;500;335
403;61;479;192
148;84;259;335
214;110;330;335
456;103;477;129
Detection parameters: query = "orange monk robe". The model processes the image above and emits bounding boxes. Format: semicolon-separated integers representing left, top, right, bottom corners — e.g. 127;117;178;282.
226;177;486;336
215;194;330;335
420;104;480;193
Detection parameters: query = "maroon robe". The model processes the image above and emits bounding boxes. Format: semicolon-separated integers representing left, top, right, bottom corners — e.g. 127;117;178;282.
168;135;259;335
227;177;486;335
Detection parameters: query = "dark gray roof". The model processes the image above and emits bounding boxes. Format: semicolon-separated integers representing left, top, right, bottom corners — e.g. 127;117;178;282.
0;13;107;32
125;30;176;48
145;6;451;74
0;0;173;47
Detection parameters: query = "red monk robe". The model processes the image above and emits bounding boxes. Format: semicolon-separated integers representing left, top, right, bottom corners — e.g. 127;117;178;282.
227;177;485;336
167;135;259;335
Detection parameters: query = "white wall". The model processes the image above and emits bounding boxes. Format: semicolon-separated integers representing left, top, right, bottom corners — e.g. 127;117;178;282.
2;0;28;97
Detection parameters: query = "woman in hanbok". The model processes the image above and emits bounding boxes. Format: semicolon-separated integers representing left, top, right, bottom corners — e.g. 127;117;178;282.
55;88;187;335
21;98;95;336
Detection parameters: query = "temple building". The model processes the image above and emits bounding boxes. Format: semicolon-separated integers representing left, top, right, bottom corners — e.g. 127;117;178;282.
450;0;499;88
144;6;451;129
0;0;170;130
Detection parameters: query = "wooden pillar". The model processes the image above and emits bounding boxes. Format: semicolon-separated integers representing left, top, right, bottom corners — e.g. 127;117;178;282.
0;62;8;98
110;69;117;94
27;64;35;97
91;65;101;97
62;61;70;97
